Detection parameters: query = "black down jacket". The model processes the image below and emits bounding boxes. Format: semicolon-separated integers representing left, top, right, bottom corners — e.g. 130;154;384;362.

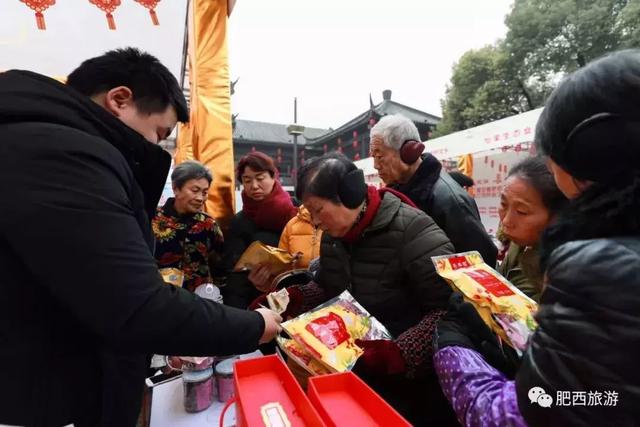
516;237;640;426
0;71;265;427
317;192;454;337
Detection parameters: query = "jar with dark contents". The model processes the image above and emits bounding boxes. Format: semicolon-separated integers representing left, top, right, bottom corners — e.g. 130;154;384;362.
215;357;237;403
182;359;215;413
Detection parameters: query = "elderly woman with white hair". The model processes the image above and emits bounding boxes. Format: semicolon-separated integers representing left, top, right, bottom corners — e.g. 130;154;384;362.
370;114;497;266
152;160;224;292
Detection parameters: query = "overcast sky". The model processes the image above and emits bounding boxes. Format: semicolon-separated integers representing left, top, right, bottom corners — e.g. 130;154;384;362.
1;0;513;130
228;0;514;129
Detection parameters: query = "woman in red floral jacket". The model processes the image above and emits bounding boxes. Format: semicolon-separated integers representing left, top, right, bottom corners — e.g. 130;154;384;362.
153;160;224;292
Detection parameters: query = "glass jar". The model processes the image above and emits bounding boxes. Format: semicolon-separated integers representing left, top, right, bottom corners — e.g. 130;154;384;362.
181;358;215;413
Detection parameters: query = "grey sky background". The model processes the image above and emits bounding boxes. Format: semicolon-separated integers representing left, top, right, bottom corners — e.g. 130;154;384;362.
1;0;513;130
228;0;514;128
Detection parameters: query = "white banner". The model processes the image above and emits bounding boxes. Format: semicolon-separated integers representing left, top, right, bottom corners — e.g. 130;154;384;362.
427;108;543;160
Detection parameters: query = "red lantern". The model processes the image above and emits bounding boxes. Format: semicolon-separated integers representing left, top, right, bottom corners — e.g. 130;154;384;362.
134;0;161;25
89;0;121;30
323;144;328;153
354;153;361;161
352;139;359;149
20;0;55;30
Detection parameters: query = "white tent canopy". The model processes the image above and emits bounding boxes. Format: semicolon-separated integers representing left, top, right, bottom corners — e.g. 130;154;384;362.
426;108;543;160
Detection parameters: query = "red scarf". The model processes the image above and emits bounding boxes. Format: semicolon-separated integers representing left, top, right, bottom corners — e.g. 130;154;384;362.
242;180;297;232
342;186;417;243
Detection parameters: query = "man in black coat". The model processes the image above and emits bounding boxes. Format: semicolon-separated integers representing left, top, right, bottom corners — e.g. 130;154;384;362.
0;48;281;427
370;114;497;267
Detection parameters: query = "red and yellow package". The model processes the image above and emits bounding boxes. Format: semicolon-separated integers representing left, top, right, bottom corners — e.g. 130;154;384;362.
281;291;392;373
276;337;332;376
432;251;538;351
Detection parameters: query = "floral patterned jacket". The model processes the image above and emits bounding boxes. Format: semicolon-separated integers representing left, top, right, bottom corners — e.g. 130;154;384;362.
152;198;224;292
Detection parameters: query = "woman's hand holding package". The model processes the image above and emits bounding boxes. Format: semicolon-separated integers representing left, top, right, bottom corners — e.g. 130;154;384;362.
435;293;520;377
255;307;283;344
248;263;274;292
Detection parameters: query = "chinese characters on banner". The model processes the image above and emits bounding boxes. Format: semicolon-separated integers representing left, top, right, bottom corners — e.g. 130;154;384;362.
472;147;531;235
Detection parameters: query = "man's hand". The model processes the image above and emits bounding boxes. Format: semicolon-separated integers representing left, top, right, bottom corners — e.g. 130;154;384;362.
255;307;283;344
248;263;274;292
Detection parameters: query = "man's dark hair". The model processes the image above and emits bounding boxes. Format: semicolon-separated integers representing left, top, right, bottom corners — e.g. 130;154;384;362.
67;47;188;122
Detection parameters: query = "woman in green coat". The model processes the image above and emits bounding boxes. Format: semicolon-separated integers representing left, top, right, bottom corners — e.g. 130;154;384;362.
498;156;567;301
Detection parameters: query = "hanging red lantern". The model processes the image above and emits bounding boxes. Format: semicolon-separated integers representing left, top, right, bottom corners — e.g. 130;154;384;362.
354;153;361;161
323;144;328;153
20;0;55;30
90;0;121;30
134;0;161;25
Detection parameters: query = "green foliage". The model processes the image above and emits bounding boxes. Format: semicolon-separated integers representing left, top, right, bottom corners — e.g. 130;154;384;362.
433;45;530;137
435;0;640;137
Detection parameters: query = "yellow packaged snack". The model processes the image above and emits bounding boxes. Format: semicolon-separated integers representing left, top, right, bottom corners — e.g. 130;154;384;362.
281;291;392;373
234;241;294;276
432;251;538;351
276;337;332;376
159;268;184;287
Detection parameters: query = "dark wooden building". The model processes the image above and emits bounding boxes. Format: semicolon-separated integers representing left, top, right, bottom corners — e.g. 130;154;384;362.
232;119;329;186
304;90;440;161
231;90;440;186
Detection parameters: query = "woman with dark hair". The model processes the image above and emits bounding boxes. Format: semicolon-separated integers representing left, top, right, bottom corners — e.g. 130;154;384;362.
433;50;640;426
498;156;567;302
295;152;458;425
221;151;297;308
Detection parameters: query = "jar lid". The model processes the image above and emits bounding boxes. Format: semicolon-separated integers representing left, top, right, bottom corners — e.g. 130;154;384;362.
215;358;236;375
182;367;213;382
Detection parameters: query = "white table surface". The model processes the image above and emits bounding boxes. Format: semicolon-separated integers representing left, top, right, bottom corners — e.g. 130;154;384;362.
149;375;236;427
149;351;263;427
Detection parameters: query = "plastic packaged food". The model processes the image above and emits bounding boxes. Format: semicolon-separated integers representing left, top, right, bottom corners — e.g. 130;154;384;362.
432;251;538;351
281;291;392;373
159;267;184;287
233;241;294;275
276;336;332;376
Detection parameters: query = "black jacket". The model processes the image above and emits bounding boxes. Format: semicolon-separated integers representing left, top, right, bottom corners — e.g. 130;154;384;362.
516;237;640;426
317;192;454;337
0;71;265;427
392;156;497;267
220;211;282;308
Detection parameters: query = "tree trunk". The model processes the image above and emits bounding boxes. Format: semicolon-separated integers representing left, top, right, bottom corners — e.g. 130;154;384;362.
517;79;535;110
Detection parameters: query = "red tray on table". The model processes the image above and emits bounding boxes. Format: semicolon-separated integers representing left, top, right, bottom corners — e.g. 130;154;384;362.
223;354;325;427
307;372;412;427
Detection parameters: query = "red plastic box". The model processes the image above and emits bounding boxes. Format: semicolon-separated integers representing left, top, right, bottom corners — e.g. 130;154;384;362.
229;354;326;427
307;372;412;427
